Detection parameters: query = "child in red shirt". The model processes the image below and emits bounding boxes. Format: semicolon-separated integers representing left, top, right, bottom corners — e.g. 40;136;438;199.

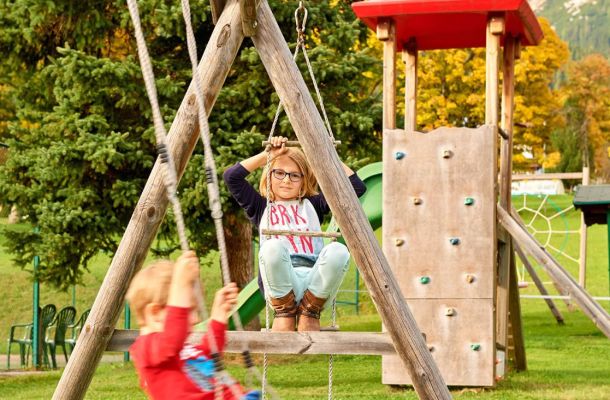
126;251;260;400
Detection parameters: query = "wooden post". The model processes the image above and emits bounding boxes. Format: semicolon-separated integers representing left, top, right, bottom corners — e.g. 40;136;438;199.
252;2;450;398
514;243;565;324
508;247;527;371
499;36;517;210
52;2;246;398
378;18;396;131
485;15;504;126
210;0;227;24
579;166;590;287
496;34;517;352
498;205;610;339
402;38;417;132
240;0;257;37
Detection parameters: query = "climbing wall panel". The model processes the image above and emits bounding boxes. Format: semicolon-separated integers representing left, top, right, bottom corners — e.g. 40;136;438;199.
381;126;497;386
383;299;495;386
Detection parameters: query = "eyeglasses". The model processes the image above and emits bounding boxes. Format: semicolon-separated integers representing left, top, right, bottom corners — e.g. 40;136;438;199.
271;169;303;183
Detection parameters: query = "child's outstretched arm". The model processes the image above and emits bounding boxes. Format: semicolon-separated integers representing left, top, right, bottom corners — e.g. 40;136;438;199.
167;250;200;308
142;251;201;366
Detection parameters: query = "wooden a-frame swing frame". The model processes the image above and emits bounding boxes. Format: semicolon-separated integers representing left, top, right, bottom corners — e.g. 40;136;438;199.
52;1;451;399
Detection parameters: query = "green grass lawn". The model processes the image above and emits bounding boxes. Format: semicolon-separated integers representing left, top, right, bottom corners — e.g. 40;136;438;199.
1;303;609;399
1;194;610;399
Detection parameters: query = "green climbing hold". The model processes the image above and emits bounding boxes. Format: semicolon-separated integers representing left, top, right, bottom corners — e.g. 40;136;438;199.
471;344;481;351
449;237;460;245
419;276;431;284
464;197;475;206
395;151;406;160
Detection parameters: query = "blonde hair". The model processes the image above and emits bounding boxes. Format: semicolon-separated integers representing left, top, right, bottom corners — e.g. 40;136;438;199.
259;147;318;201
126;260;175;326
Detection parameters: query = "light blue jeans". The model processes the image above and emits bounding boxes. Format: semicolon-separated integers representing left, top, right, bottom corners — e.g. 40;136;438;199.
259;238;350;303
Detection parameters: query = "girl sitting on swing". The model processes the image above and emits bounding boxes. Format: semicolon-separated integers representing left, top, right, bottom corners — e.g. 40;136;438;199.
224;136;366;332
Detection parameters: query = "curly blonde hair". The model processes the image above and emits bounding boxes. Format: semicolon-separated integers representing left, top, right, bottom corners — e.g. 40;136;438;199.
259;147;318;201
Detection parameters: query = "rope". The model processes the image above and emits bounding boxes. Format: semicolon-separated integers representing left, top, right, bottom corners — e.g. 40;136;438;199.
328;297;337;400
260;3;303;396
179;1;278;397
126;0;189;254
261;3;338;398
265;1;335;144
125;0;228;395
262;301;271;399
294;2;335;144
126;1;265;398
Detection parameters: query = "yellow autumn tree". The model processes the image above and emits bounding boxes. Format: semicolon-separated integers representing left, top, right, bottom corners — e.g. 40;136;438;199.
513;18;569;171
396;18;568;171
555;53;610;180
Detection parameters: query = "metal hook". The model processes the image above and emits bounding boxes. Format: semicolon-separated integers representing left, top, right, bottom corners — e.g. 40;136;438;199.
294;1;308;35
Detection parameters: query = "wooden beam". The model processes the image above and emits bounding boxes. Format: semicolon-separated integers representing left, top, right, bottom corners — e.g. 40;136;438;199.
515;243;565;324
210;0;227;25
508;246;527;371
378;19;396;131
108;330;401;355
496;239;512;349
52;2;246;399
498;205;610;339
514;41;522;60
240;0;257;36
499;35;517;210
376;19;390;40
402;38;417;132
579;166;590;287
251;2;450;398
512;172;584;181
485;15;504;126
496;34;517;354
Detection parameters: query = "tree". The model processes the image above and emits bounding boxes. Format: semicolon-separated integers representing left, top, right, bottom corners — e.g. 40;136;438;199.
410;18;569;171
553;53;610;180
0;1;382;290
0;0;213;288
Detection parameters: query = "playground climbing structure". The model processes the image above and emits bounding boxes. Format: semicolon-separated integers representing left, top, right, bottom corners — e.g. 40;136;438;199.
352;0;610;388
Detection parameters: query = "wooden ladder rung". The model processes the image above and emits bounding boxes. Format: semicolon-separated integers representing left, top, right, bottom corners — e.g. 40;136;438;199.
262;140;341;147
261;229;341;239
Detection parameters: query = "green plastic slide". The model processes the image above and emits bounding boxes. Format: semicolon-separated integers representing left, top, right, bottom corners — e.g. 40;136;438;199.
228;162;383;329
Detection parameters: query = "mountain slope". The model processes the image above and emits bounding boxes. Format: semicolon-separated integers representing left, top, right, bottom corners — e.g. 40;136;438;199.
531;0;610;59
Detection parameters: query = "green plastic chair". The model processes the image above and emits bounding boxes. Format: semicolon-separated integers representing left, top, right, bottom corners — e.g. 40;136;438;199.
6;304;56;369
65;308;90;354
45;306;76;369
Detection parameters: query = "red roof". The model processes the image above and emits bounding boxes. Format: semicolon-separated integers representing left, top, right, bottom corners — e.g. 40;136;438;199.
351;0;543;51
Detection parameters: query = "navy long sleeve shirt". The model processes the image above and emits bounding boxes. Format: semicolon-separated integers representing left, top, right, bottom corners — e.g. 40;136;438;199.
223;162;367;228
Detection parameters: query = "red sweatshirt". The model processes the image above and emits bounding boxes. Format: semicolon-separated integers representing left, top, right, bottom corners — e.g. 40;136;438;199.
130;306;240;400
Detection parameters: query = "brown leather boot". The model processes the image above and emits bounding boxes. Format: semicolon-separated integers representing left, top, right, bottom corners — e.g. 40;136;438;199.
269;291;297;332
297;290;327;332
